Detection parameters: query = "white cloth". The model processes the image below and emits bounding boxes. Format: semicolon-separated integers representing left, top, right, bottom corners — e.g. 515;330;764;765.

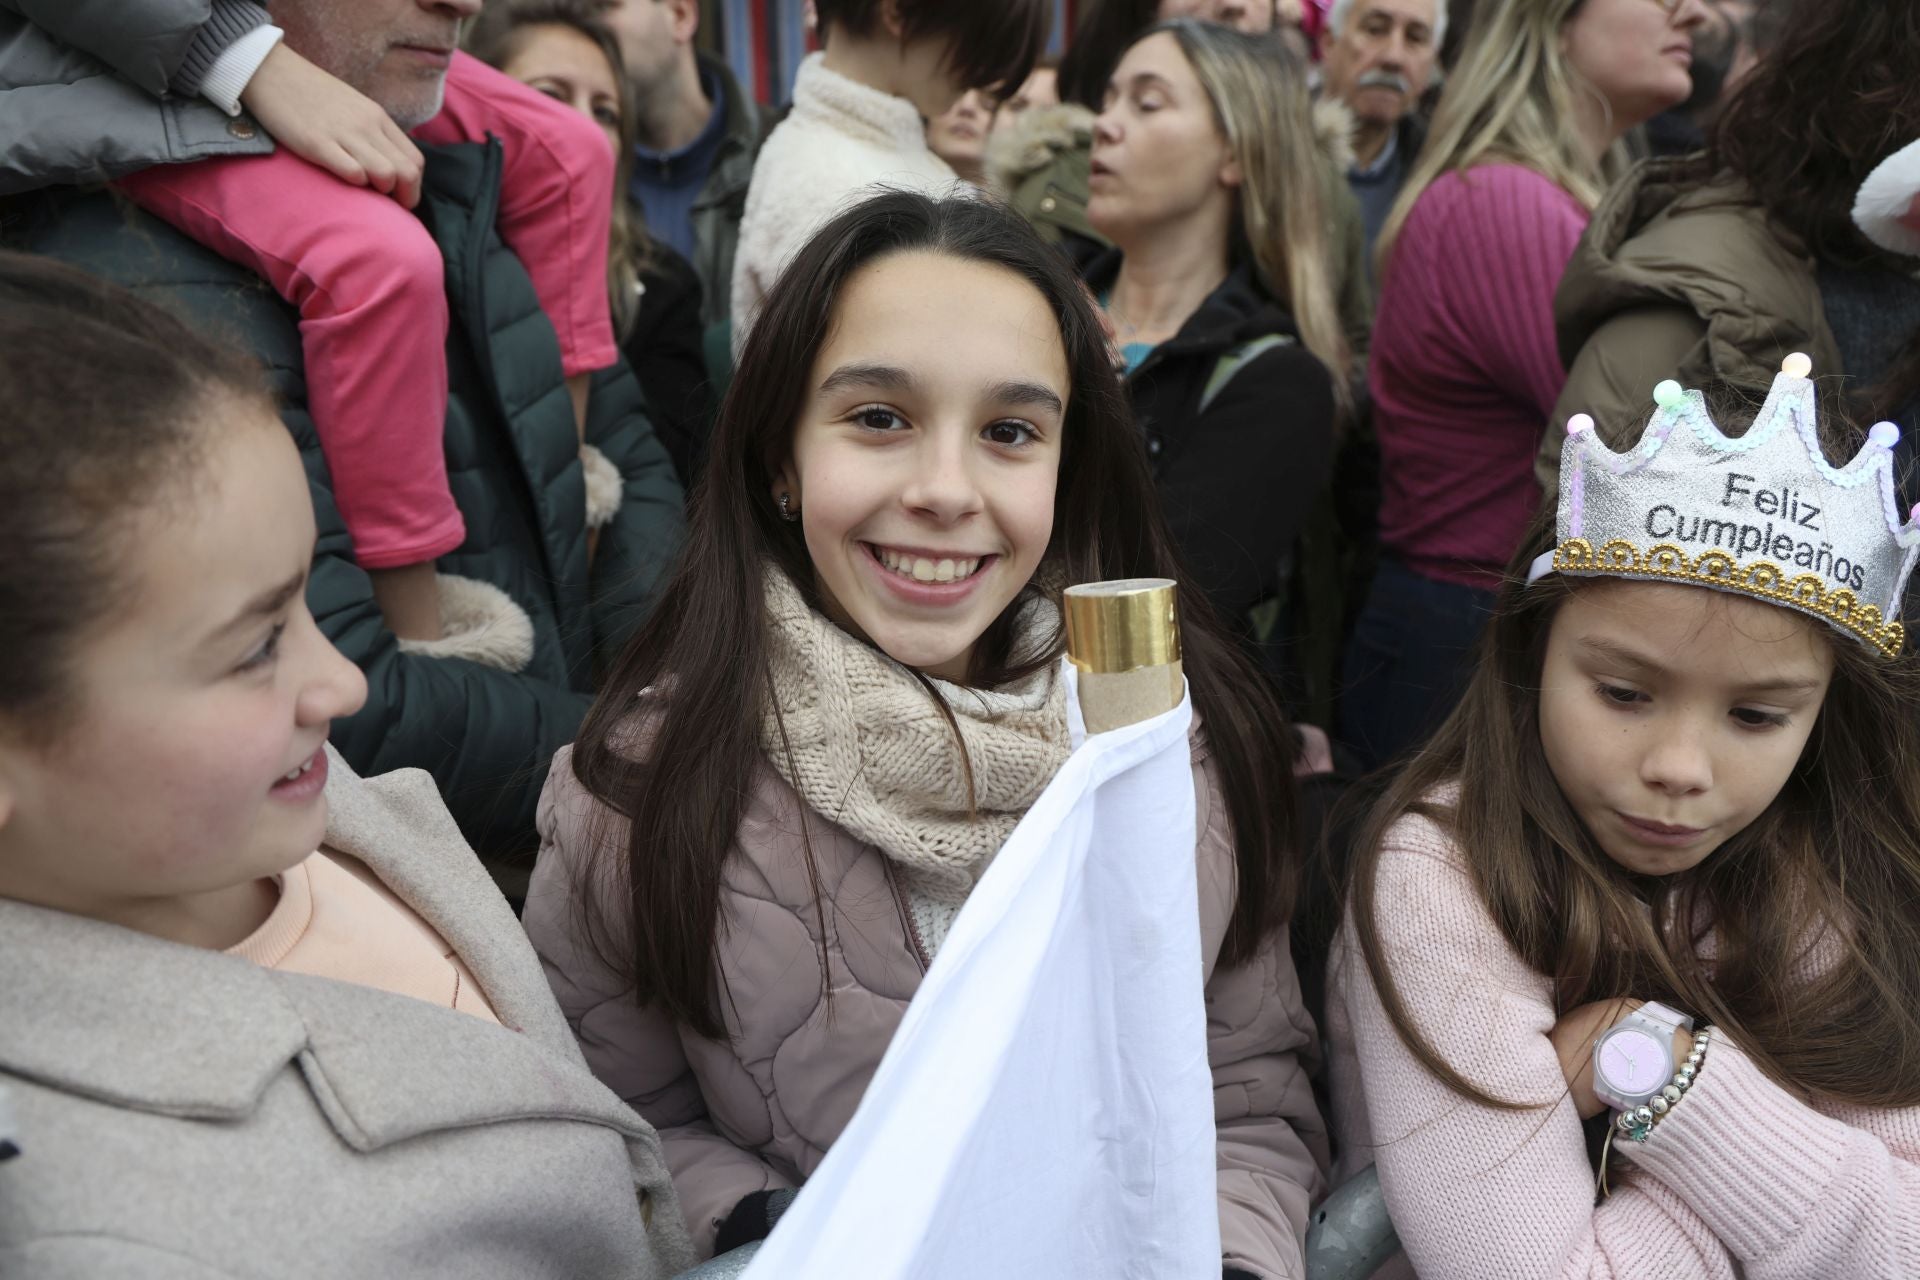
743;661;1220;1280
729;53;964;349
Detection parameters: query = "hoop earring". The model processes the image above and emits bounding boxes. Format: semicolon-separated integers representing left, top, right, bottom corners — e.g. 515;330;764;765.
779;492;798;522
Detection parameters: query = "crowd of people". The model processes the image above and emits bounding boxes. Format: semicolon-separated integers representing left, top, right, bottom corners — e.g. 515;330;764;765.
1;0;1919;1276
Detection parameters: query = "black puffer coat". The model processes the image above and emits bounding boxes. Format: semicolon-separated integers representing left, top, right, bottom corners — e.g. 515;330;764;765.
15;140;686;869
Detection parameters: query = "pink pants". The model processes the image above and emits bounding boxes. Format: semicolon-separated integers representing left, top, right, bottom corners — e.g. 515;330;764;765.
118;52;617;570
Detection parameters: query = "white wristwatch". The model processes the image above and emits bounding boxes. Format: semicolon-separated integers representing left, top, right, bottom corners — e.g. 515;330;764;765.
1592;1001;1693;1111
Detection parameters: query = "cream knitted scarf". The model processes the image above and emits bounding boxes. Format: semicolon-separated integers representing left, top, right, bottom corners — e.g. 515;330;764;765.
759;566;1070;955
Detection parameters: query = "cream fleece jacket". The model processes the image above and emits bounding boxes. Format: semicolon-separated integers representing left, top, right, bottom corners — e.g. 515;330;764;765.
729;53;963;349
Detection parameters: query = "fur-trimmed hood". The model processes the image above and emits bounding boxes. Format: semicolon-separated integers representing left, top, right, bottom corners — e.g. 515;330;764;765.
984;97;1357;197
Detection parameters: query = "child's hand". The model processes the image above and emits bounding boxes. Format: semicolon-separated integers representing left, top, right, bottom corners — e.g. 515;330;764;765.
1548;997;1643;1119
239;42;425;209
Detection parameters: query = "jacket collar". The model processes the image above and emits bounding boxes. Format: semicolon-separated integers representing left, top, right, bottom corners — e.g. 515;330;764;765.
1083;250;1302;367
698;49;763;156
0;750;621;1143
789;53;945;160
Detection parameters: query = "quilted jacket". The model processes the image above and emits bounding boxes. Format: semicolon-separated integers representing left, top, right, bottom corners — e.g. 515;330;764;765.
524;727;1332;1279
11;141;687;873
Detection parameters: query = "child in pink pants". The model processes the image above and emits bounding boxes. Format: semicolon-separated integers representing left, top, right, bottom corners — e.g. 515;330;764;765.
116;52;616;642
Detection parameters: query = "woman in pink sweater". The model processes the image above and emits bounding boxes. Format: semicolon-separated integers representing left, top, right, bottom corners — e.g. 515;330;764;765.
1338;0;1708;769
1328;363;1920;1278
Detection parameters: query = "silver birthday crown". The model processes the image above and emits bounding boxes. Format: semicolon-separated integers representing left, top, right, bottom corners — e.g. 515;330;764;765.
1529;355;1920;658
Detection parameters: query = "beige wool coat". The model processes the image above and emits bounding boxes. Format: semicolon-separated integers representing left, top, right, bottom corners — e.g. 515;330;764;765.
0;748;693;1279
526;731;1332;1279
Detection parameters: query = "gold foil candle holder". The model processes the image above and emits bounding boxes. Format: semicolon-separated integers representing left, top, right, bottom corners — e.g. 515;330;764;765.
1064;579;1183;734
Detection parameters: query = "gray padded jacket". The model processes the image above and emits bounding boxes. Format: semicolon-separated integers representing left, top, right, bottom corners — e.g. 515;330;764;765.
0;0;275;193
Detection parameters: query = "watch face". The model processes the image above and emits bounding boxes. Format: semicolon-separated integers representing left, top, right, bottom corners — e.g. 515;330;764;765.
1597;1027;1670;1096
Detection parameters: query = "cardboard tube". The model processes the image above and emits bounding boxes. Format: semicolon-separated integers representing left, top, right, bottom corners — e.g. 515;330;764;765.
1065;579;1183;734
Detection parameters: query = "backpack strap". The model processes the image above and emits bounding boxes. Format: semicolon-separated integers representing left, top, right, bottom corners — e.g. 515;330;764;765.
1199;333;1294;414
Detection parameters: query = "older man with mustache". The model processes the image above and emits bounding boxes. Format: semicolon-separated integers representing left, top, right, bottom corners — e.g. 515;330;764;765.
1318;0;1446;266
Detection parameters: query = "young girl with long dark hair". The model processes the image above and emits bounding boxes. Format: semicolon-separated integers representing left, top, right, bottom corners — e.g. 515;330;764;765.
1329;364;1920;1277
525;191;1328;1276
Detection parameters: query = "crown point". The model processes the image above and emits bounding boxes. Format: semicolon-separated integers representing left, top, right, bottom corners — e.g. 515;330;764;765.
1567;413;1595;436
1782;352;1813;379
1870;421;1901;451
1653;380;1686;410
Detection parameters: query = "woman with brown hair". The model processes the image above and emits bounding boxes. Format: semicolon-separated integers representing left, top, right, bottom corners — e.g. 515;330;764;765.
466;0;714;488
522;191;1329;1274
1544;0;1920;511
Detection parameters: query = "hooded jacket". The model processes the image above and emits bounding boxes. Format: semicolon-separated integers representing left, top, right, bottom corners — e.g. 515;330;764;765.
12;142;687;876
1539;158;1847;490
1084;252;1339;645
0;748;694;1279
525;731;1331;1279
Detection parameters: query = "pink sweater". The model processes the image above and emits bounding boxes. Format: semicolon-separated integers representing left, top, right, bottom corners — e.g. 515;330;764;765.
1327;804;1920;1279
1370;165;1589;587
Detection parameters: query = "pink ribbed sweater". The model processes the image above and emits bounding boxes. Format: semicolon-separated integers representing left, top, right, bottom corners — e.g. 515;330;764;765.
1327;805;1920;1279
1371;165;1589;587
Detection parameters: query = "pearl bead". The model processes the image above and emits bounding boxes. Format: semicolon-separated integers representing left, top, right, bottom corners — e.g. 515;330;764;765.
1653;380;1686;410
1650;1097;1670;1115
1688;1052;1704;1068
1782;351;1813;379
1634;1106;1655;1126
1674;1076;1690;1092
1662;1085;1682;1104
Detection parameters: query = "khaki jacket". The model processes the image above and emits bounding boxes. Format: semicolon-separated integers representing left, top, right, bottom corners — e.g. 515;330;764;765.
527;732;1332;1278
0;750;693;1279
1539;158;1843;490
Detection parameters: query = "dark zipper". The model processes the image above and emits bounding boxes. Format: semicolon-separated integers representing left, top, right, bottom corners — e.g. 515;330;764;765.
884;862;931;973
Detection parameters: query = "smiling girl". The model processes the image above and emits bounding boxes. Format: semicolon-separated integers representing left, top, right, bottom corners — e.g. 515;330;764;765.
1327;370;1920;1278
525;191;1329;1277
0;253;691;1277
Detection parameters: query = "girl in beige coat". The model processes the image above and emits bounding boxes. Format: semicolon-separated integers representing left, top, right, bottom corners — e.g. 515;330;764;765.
526;191;1330;1279
0;253;690;1279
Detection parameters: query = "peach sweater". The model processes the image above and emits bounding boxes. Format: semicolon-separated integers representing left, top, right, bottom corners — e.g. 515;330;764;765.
228;850;498;1024
1326;805;1920;1279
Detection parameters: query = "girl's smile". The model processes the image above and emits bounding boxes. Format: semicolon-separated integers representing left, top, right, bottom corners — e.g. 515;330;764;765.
778;250;1069;683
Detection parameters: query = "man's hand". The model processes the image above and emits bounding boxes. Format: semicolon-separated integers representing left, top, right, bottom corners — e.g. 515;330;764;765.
239;42;425;208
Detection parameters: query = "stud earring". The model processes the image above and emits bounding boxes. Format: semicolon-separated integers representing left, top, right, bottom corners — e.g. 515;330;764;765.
779;492;798;522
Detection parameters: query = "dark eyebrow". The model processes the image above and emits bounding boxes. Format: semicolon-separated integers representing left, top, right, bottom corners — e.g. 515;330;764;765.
208;570;306;642
1577;635;1824;696
986;380;1064;417
818;362;916;397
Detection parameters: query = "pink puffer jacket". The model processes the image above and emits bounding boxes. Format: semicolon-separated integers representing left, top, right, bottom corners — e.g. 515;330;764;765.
524;730;1330;1278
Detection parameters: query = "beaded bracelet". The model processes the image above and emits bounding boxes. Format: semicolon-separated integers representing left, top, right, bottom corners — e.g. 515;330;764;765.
1597;1026;1712;1200
1617;1025;1713;1142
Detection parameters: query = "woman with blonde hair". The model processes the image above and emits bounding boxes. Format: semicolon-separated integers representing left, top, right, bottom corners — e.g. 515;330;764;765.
1339;0;1708;771
1082;19;1347;671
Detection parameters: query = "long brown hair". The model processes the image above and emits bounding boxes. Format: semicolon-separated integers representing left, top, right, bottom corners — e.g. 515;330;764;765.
1347;409;1920;1112
464;0;654;336
571;192;1303;1040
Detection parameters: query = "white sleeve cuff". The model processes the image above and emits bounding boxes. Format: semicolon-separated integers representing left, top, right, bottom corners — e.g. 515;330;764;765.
197;24;284;117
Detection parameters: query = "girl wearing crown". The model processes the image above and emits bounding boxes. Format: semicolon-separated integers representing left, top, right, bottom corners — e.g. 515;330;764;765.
1326;359;1920;1278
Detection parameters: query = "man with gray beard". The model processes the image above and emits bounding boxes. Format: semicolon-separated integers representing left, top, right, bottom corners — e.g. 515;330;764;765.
1317;0;1445;268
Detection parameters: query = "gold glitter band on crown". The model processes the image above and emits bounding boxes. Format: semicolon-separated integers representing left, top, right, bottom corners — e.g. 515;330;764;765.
1552;537;1908;659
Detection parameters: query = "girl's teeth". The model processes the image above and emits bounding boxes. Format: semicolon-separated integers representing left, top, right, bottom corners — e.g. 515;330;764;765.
280;757;314;783
873;547;981;582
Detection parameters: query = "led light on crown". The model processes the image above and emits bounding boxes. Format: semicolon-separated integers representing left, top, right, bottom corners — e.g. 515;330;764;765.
1529;355;1920;657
